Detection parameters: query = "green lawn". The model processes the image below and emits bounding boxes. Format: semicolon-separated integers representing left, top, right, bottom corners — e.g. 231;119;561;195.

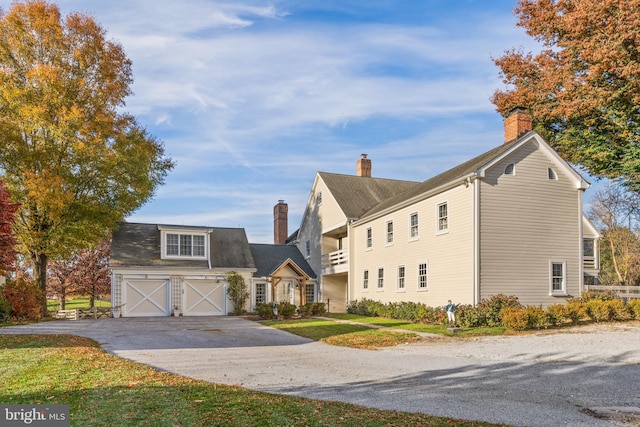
1;334;506;427
324;313;507;337
47;297;111;312
262;319;421;349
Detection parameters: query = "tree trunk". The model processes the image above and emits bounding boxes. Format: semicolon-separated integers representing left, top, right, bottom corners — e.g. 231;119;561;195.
32;252;48;317
60;287;66;311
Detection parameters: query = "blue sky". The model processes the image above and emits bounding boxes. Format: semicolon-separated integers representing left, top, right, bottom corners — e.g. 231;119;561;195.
5;1;601;242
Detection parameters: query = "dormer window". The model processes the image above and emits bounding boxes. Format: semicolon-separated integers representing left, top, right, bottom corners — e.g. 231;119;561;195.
162;230;207;259
504;163;515;175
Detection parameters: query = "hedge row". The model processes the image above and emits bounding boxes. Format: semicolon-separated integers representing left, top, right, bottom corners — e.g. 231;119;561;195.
346;292;640;331
254;302;326;320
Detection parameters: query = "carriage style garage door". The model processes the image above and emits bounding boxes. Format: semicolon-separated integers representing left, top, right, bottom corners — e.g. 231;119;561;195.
183;279;226;316
123;279;170;317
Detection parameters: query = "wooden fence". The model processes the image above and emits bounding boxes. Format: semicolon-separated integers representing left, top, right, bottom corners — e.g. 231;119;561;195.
55;307;113;320
584;285;640;300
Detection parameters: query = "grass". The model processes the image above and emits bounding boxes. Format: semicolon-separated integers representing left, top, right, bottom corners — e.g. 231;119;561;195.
324;313;507;337
262;319;420;349
0;334;506;427
47;296;111;312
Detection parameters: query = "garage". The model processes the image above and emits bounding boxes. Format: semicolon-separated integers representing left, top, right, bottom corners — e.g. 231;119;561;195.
123;278;170;317
183;279;226;316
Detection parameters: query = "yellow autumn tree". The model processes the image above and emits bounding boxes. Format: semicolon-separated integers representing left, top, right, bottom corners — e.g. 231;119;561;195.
0;1;174;315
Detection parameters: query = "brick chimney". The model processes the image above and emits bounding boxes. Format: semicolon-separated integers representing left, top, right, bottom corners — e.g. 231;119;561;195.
273;200;288;245
504;107;532;144
356;154;372;177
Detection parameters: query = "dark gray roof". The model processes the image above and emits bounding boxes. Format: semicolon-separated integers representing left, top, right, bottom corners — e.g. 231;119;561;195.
362;142;516;218
249;244;317;279
318;172;419;219
109;222;255;270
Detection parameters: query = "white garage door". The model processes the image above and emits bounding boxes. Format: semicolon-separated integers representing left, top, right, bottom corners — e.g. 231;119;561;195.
183;279;226;316
124;279;170;317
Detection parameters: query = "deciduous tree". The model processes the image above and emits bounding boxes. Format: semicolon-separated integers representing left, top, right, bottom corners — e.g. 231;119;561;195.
492;0;640;189
588;183;640;286
0;1;174;315
0;180;18;276
47;239;110;310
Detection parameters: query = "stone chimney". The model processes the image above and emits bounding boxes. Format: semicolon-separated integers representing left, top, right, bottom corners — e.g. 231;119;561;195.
273;200;288;245
356;154;372;177
504;107;532;144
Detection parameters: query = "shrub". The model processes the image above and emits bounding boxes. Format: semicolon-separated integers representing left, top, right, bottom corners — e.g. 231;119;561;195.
346;299;385;317
585;300;611;322
456;304;485;328
0;296;10;322
578;290;618;302
277;302;296;319
545;304;567;326
564;301;587;325
3;277;43;321
525;306;548;329
478;294;522;326
501;306;547;330
298;303;314;318
310;302;326;315
628;299;640;319
226;271;249;315
255;302;275;320
607;299;632;321
501;307;528;330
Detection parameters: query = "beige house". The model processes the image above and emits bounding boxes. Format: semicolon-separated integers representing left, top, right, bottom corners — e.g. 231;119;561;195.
294;109;599;312
109;222;316;317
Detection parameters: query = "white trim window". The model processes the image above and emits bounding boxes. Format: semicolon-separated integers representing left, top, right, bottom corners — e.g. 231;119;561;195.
305;283;315;303
550;261;566;294
164;232;206;259
437;202;448;233
363;270;369;290
397;266;405;291
377;268;384;289
386;220;394;244
255;282;266;305
409;212;419;240
418;262;428;290
504;163;515;175
366;227;373;249
548;168;558;180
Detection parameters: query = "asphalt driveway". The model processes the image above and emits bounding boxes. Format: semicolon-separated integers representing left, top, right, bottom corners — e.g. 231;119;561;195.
2;317;639;427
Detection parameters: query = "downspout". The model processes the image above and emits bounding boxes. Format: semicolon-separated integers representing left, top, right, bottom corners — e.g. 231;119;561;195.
473;176;480;305
578;190;584;296
207;230;213;270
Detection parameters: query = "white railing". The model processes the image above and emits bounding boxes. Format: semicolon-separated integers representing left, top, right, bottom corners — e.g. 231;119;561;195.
584;285;640;300
321;249;349;269
583;256;597;269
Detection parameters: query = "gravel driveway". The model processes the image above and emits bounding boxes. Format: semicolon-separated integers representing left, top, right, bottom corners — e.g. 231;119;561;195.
2;317;639;427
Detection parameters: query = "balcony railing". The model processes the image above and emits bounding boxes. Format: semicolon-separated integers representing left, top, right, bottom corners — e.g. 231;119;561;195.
584;256;597;270
321;249;348;274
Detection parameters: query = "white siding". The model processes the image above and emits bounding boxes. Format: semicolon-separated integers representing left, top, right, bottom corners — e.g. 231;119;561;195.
351;182;474;307
479;141;582;306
